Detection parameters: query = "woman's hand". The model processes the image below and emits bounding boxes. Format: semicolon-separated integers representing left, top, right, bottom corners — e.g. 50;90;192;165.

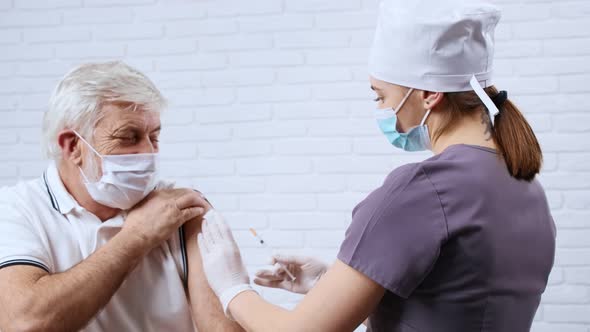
254;255;328;294
197;210;254;316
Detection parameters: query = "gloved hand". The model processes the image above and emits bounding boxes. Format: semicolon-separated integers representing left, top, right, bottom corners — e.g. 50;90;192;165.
197;210;254;316
253;255;329;294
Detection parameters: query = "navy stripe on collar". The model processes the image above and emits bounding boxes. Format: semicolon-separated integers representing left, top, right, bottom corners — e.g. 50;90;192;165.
42;171;60;213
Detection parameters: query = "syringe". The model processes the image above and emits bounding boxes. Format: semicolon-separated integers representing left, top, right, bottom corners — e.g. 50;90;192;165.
249;228;297;282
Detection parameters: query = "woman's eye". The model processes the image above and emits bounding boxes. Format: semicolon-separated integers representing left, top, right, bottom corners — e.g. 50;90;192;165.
373;97;382;102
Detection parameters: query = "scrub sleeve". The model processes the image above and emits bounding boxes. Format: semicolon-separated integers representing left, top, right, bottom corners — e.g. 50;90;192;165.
337;163;448;298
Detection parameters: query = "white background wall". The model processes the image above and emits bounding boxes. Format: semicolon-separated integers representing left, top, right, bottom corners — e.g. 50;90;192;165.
0;0;589;330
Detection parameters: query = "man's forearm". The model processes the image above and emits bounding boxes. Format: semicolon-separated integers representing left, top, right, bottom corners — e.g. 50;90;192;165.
21;230;146;332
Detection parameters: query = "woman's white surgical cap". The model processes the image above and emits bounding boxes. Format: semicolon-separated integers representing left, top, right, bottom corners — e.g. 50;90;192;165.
369;0;502;93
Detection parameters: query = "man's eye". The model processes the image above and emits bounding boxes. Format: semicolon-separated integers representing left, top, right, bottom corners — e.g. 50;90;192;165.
119;136;137;143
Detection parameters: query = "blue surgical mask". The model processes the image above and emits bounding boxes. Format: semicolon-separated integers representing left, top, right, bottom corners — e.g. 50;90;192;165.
375;88;432;152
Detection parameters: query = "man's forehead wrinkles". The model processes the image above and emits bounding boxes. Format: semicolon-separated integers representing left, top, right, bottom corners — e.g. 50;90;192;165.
107;117;147;133
95;107;161;138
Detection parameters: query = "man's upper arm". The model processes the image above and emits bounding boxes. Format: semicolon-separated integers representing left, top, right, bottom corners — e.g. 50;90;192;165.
0;198;52;327
0;264;49;328
184;216;244;332
0;264;48;298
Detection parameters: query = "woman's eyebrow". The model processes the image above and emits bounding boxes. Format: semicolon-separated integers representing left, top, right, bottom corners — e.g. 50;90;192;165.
371;86;381;91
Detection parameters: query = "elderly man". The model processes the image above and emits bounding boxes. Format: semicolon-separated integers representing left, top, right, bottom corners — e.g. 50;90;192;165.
0;61;243;332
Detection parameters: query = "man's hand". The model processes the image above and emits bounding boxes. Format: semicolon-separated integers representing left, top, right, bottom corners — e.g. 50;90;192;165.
123;189;210;253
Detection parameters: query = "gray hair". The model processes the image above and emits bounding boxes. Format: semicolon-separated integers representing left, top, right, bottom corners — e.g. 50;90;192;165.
42;61;166;160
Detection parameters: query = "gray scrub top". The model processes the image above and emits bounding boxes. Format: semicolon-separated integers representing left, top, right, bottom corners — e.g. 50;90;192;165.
338;144;556;332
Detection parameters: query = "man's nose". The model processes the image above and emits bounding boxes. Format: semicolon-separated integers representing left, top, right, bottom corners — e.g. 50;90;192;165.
138;136;157;153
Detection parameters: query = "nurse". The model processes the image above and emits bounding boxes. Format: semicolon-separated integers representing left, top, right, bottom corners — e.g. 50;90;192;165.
197;0;556;331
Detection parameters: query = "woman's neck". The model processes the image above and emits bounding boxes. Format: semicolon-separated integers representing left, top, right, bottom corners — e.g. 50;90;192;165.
429;112;497;155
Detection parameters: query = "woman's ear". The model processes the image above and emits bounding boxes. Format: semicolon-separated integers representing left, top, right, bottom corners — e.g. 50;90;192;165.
57;130;83;166
421;91;444;111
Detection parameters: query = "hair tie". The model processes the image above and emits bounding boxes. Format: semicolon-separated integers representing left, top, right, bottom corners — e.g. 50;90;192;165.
492;90;508;110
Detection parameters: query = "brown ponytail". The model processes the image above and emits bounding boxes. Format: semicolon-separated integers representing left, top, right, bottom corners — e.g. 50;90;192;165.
437;87;543;182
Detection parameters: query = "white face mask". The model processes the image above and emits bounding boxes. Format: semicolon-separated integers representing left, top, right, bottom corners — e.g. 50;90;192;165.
74;131;159;210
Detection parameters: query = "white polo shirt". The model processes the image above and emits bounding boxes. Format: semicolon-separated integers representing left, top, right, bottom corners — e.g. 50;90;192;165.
0;162;196;332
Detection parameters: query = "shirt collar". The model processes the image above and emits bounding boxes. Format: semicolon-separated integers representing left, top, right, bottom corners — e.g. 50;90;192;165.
43;163;176;217
43;161;79;215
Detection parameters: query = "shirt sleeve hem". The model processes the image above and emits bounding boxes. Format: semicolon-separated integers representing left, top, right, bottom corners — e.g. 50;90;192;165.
0;257;51;273
336;253;410;299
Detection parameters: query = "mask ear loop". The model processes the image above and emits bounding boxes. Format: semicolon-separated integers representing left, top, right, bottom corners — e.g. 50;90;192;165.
73;130;104;184
420;109;432;126
72;130;103;159
393;88;415;115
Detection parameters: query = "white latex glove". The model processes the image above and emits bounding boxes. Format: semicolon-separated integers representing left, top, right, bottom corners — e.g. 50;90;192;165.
253;254;328;294
197;210;254;316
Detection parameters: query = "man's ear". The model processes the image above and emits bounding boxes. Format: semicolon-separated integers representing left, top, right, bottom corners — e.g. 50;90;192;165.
421;91;444;111
57;130;83;166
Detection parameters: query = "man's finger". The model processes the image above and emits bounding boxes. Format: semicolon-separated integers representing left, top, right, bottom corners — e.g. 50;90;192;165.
181;206;205;222
175;191;206;210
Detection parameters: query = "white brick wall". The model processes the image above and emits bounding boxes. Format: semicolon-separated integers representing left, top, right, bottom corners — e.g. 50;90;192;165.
0;0;589;330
